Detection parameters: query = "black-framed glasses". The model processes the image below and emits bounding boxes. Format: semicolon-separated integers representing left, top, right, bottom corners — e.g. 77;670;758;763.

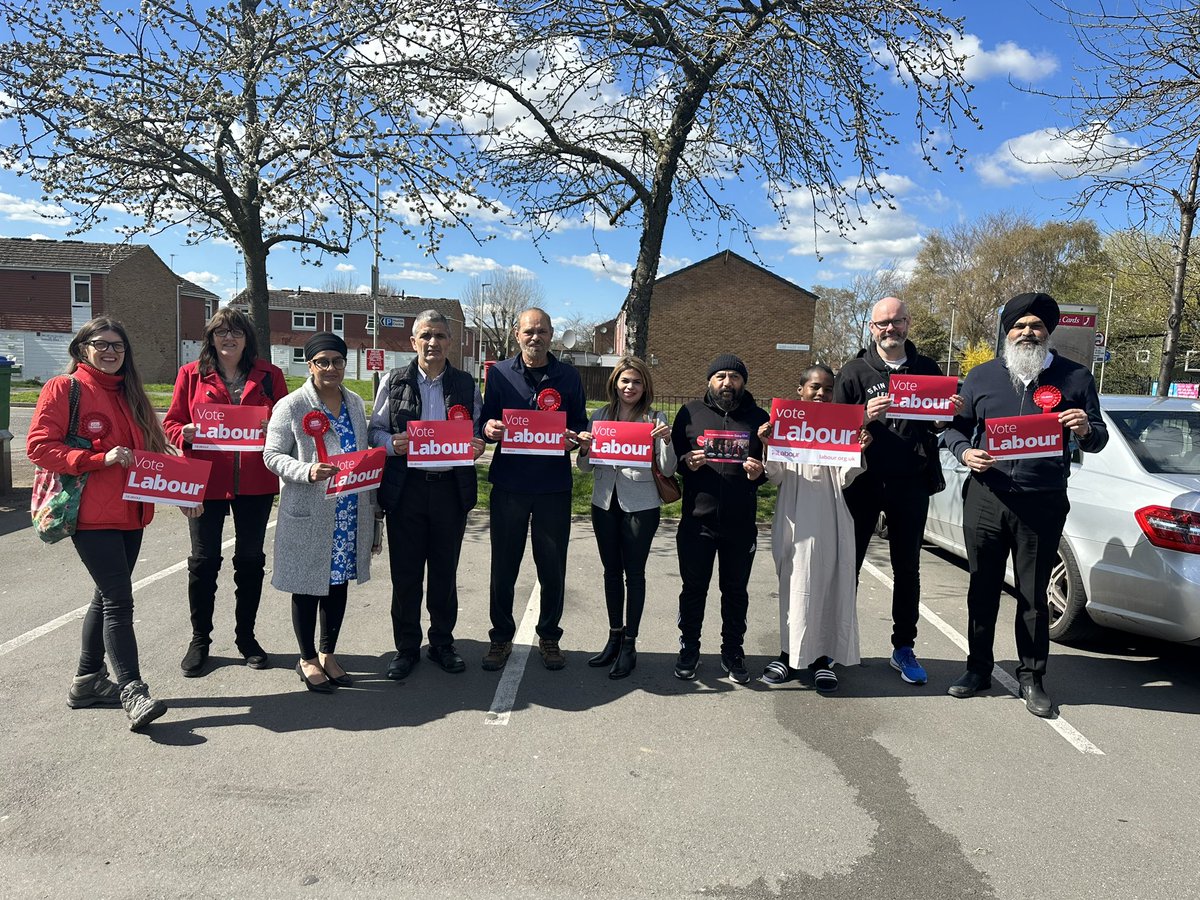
213;328;246;339
870;317;908;330
85;339;126;353
310;357;346;370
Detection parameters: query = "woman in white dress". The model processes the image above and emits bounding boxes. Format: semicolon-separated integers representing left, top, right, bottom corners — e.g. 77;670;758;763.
757;364;878;692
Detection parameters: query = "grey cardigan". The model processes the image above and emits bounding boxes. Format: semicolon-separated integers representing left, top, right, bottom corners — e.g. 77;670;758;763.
577;409;677;512
263;380;375;595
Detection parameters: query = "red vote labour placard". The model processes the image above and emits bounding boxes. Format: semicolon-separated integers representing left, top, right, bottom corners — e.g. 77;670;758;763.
766;399;863;467
984;414;1064;460
887;375;958;421
123;451;212;508
325;447;386;497
190;403;269;451
589;420;653;468
500;409;566;456
407;419;475;468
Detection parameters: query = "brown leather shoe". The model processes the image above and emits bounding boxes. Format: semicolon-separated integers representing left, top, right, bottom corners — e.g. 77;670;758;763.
538;639;566;670
481;641;513;671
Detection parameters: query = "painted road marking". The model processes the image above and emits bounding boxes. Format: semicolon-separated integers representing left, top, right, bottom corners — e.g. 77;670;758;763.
863;559;1104;756
484;583;539;726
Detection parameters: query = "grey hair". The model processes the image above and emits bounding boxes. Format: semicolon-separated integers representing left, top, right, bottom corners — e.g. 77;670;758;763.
413;309;452;335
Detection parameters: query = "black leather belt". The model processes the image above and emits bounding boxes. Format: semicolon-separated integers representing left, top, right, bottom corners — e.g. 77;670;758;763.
421;471;454;482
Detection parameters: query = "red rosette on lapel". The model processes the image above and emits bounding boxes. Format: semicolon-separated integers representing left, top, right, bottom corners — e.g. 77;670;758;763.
1033;385;1062;414
447;404;470;421
80;412;111;445
302;410;331;462
536;388;561;411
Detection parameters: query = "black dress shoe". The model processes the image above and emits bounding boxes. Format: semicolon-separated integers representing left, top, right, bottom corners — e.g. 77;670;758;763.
609;637;637;680
321;664;353;687
947;670;991;698
296;661;334;694
180;638;210;678
1020;681;1054;718
426;644;466;673
386;652;418;681
588;629;624;667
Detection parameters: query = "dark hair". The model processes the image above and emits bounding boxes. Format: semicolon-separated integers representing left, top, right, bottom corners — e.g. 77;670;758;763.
67;317;167;453
198;307;258;376
801;363;835;384
602;356;655;422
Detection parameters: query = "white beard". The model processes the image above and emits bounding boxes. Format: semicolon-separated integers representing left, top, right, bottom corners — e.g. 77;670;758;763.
1003;337;1050;390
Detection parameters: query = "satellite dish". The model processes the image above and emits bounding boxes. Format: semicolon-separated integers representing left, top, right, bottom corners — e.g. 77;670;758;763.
561;329;578;349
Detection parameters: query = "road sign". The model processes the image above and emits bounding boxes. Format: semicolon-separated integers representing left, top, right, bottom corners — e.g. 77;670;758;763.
379;316;405;328
366;349;385;371
1095;330;1105;347
1093;347;1112;363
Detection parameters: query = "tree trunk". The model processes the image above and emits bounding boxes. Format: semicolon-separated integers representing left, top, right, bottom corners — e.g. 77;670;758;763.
242;245;272;356
1159;146;1200;396
622;194;672;360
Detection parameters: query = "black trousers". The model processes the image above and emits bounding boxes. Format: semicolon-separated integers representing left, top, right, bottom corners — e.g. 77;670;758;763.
186;493;273;646
962;480;1069;682
291;582;348;660
844;470;929;649
386;473;468;655
676;518;757;655
488;487;571;643
72;529;144;686
591;501;660;638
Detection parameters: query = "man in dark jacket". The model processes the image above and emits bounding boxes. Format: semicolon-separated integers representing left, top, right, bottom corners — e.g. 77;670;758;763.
834;296;954;687
943;292;1107;717
369;310;484;679
671;354;769;684
480;308;588;671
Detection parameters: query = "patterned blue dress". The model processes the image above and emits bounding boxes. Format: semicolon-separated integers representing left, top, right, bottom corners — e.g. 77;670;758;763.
324;400;358;584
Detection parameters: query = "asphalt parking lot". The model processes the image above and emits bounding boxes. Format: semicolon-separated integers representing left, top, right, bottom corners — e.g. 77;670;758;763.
2;407;1199;899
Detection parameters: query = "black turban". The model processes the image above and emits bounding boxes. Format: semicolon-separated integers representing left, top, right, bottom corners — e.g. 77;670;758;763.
303;332;348;361
1000;292;1060;334
706;353;749;382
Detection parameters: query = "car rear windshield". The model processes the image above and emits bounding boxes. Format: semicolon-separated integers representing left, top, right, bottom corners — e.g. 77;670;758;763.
1108;411;1200;475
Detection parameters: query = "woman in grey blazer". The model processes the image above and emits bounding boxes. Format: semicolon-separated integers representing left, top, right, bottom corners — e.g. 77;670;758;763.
263;333;375;693
577;357;677;679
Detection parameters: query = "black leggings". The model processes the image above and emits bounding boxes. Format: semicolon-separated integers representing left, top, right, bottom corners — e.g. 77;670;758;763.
72;529;144;686
591;501;660;638
291;583;348;660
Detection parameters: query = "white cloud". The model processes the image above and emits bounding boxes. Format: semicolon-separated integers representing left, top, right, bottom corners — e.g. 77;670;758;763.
388;268;442;284
335;262;356;272
557;252;633;287
976;125;1140;186
954;34;1058;81
444;254;532;277
181;270;221;287
658;255;692;275
0;191;70;224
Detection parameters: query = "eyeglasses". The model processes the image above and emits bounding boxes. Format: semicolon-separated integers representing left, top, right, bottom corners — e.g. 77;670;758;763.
309;357;346;370
213;328;245;339
84;339;126;353
870;317;908;330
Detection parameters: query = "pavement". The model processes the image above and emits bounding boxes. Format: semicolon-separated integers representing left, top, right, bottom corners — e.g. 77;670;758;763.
2;406;1199;898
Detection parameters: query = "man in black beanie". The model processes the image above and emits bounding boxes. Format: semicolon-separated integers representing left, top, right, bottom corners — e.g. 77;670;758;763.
943;291;1107;717
670;354;768;684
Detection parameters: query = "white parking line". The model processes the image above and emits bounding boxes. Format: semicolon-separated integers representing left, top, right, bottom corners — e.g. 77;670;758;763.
0;521;276;660
484;583;539;726
863;559;1104;756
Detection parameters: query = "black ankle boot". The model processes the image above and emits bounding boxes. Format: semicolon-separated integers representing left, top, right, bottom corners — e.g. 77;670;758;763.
587;629;623;667
609;636;637;679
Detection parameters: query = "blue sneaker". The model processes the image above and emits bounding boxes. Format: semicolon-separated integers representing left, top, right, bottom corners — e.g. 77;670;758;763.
890;647;928;685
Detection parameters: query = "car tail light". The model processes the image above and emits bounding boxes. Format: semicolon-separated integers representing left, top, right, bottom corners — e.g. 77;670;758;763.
1135;505;1200;554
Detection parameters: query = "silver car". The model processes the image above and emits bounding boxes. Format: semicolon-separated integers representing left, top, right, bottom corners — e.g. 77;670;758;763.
924;396;1200;644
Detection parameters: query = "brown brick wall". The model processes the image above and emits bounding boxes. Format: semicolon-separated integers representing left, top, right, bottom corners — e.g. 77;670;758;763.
104;248;185;383
0;270;71;331
646;253;815;405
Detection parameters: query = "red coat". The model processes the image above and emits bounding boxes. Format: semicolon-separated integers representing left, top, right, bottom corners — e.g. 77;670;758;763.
26;364;154;531
163;358;288;500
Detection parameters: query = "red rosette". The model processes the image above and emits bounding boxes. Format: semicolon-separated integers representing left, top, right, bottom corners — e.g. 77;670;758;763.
302;410;331;463
80;412;111;441
537;388;561;411
1033;385;1062;414
696;434;707;447
447;404;470;421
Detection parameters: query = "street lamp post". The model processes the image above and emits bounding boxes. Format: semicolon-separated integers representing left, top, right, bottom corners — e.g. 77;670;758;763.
370;159;382;395
945;305;957;375
1099;272;1115;395
477;282;491;380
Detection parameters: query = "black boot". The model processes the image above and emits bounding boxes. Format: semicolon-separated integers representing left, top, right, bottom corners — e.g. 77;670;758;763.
609;636;637;680
186;554;221;643
232;552;266;648
587;629;623;667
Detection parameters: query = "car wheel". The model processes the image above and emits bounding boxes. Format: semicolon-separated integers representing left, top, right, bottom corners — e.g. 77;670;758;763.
1047;539;1097;643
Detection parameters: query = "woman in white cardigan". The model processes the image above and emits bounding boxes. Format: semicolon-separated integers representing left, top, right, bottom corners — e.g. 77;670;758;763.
263;333;375;694
577;357;677;679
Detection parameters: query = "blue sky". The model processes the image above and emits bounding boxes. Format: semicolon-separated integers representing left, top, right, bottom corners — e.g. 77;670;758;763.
0;2;1132;323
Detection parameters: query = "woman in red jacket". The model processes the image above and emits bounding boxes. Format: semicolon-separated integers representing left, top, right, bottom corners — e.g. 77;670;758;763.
27;317;179;731
164;307;288;677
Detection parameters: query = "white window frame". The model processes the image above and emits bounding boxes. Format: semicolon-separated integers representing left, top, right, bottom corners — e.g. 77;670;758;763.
71;273;91;307
204;299;214;321
292;347;306;364
365;314;375;335
292;311;316;330
331;312;344;336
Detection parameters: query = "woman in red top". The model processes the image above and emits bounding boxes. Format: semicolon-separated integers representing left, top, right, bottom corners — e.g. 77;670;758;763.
164;307;287;676
27;317;184;731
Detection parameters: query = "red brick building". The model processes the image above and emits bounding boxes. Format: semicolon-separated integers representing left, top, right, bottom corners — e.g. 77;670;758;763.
0;237;217;382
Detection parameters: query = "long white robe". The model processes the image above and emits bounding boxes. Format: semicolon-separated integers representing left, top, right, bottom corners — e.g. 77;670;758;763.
765;458;864;667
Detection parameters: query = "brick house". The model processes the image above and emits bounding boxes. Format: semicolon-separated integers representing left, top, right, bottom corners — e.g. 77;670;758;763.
614;251;818;403
0;237;217;382
231;290;475;381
